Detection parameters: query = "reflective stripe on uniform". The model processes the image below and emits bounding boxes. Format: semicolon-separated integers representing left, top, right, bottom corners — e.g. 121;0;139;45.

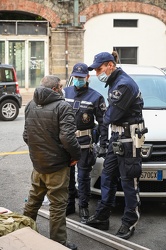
111;125;124;135
80;145;90;149
75;129;91;137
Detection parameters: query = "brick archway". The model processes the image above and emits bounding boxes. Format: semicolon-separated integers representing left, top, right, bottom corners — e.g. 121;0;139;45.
80;2;166;25
0;0;60;27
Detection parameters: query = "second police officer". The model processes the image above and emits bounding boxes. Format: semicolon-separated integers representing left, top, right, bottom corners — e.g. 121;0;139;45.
64;63;108;221
84;52;147;240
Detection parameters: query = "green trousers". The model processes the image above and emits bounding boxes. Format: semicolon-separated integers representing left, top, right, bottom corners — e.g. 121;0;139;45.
23;167;70;244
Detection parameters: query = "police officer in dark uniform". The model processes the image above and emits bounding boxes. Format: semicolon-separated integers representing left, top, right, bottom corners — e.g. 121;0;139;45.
84;52;146;240
64;63;108;221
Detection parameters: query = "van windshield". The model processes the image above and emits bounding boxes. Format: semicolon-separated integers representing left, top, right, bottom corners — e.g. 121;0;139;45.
89;74;166;109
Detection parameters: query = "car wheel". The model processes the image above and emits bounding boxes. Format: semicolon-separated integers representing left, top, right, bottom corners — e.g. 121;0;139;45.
0;99;19;121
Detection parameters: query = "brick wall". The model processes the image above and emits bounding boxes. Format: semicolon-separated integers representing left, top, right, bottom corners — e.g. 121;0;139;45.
80;1;166;25
50;28;84;80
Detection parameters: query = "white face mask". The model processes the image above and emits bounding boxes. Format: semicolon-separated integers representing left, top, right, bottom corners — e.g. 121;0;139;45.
60;89;65;97
97;72;110;82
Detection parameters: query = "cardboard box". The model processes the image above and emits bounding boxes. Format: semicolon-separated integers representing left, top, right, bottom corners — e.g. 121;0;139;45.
0;227;69;250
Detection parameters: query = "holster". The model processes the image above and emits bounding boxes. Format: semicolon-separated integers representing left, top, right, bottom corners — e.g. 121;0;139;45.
130;123;146;149
112;141;124;156
122;122;130;137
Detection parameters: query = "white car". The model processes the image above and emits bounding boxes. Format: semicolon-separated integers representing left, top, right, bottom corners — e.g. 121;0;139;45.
161;67;166;74
86;64;166;198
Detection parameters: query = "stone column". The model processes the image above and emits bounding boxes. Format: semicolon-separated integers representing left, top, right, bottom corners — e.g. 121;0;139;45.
50;27;85;83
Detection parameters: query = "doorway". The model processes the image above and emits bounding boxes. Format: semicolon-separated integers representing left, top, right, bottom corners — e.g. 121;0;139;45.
0;38;48;89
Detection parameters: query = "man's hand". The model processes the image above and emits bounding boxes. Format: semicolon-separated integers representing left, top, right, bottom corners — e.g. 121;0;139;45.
70;160;78;166
97;147;107;158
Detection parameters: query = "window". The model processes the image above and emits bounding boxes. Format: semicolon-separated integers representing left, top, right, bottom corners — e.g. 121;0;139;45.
0;21;48;35
113;47;137;64
4;69;14;82
29;41;45;87
9;41;25;87
0;42;5;63
114;19;138;27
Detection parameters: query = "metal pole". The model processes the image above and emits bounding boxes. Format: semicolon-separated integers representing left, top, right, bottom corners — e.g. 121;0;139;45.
65;28;68;82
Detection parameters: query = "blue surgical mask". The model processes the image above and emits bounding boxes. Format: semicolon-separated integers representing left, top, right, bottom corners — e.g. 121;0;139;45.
73;78;86;88
97;72;110;82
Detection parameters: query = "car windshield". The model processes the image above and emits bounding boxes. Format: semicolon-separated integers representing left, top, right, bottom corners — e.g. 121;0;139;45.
89;74;166;109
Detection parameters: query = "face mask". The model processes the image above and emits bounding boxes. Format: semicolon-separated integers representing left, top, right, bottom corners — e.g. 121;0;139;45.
61;89;65;97
97;72;110;82
73;78;86;88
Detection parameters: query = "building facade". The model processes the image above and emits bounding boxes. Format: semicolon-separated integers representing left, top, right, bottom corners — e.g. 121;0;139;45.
0;0;166;91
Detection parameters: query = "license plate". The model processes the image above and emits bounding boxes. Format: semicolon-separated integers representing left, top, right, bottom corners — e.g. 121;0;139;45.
140;170;163;181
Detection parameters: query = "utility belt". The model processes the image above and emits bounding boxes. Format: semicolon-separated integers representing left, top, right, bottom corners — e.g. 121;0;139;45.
75;129;92;149
111;122;146;139
75;129;92;137
111;122;148;157
111;125;124;135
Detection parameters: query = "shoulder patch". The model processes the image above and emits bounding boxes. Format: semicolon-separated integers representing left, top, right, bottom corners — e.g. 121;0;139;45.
110;89;122;100
99;102;107;111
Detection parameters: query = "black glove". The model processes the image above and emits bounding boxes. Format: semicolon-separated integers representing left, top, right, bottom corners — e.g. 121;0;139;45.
97;146;107;158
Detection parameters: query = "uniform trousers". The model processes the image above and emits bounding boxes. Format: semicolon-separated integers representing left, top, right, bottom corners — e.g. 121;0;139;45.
23;167;70;245
68;147;94;208
96;132;142;228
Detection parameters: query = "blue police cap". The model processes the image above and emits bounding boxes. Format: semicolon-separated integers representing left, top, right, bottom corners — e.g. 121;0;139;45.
88;52;115;71
71;63;89;77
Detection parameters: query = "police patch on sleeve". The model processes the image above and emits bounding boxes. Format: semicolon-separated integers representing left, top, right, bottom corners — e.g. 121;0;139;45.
110;89;122;100
82;113;90;123
99;102;106;111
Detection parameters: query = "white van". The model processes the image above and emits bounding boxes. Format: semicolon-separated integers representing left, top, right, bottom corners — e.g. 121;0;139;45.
88;65;166;198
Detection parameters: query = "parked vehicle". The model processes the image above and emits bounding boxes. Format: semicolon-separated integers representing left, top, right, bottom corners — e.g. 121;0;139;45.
0;64;22;121
86;64;166;199
161;67;166;74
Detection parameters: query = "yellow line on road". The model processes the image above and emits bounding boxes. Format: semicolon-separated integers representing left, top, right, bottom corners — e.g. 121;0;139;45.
0;151;29;156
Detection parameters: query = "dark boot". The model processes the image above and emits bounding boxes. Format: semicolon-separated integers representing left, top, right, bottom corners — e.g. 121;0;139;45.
116;224;135;240
79;207;89;221
83;202;112;230
84;214;109;230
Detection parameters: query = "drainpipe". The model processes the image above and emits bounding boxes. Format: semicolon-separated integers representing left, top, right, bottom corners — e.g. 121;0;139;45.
74;0;79;27
65;0;78;82
65;28;68;81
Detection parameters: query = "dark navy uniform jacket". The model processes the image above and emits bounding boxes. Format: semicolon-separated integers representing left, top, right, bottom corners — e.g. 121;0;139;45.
64;83;108;147
104;67;144;126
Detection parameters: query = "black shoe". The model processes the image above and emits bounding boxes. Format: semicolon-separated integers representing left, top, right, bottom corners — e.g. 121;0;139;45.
116;224;135;240
84;214;109;230
79;207;89;220
66;204;75;216
65;242;77;250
